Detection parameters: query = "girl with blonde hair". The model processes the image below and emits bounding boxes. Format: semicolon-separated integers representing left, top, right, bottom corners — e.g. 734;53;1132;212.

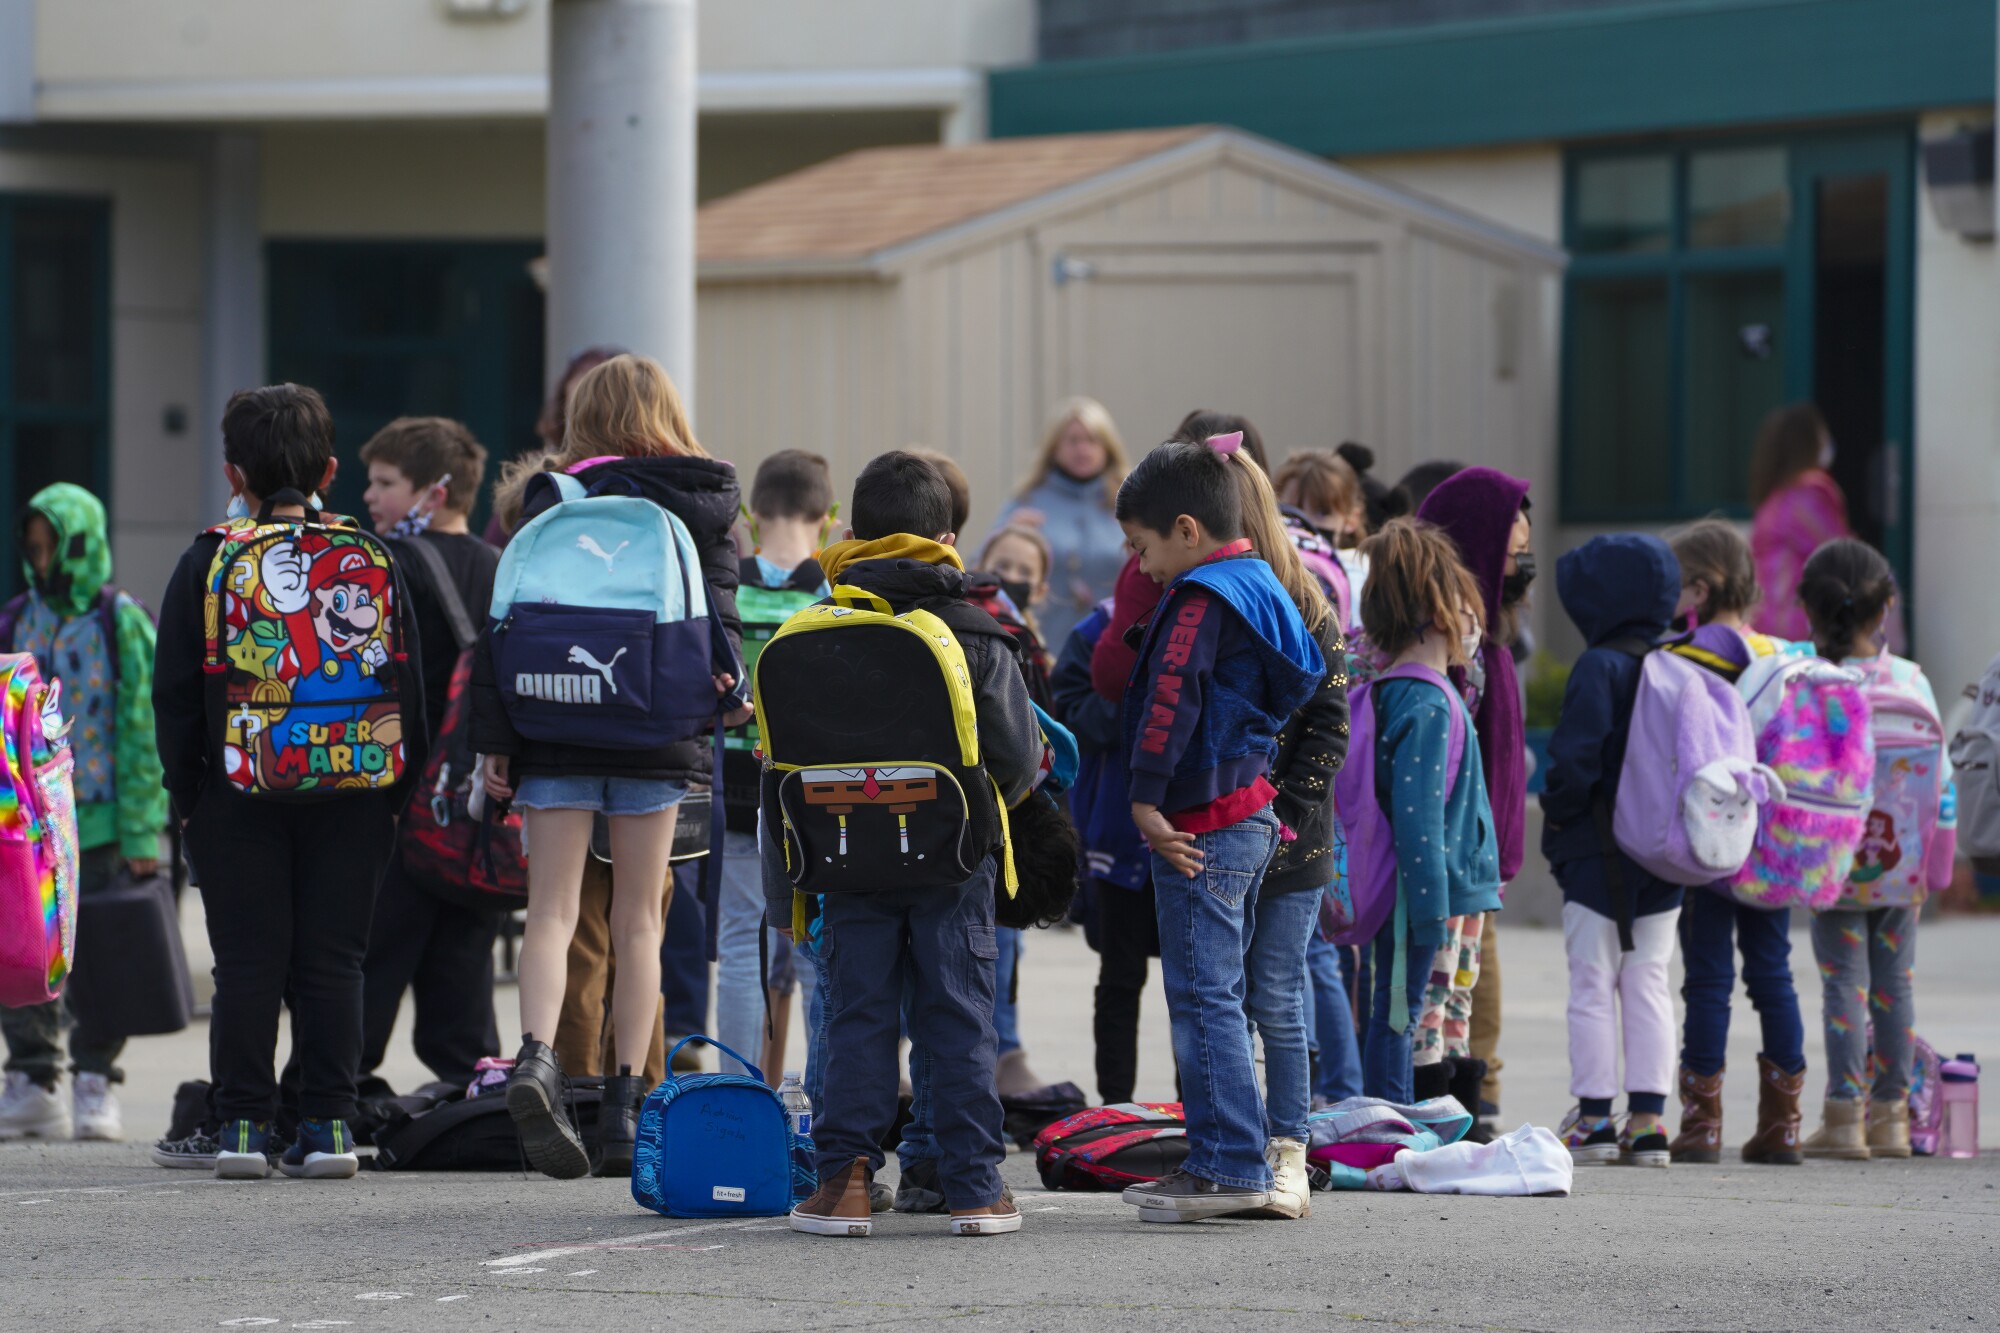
993;396;1131;650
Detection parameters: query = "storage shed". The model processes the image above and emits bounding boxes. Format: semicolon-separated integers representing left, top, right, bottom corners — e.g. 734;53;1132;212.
695;127;1566;537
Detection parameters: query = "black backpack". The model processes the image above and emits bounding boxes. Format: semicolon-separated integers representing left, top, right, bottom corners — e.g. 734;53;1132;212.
372;1081;606;1171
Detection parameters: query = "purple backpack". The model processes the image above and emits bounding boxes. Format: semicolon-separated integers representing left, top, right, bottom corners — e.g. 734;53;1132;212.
1331;664;1466;948
1612;648;1782;886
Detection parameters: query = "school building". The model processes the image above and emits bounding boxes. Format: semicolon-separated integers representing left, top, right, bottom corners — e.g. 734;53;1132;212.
994;0;2000;705
0;0;1034;595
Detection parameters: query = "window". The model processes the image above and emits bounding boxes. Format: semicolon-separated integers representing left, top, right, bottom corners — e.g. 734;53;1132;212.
1561;146;1790;521
0;197;111;593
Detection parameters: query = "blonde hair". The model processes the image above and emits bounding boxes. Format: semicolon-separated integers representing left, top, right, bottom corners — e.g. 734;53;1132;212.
1224;451;1332;636
1359;518;1485;665
1274;449;1365;548
979;524;1053;584
1019;396;1128;509
495;353;705;531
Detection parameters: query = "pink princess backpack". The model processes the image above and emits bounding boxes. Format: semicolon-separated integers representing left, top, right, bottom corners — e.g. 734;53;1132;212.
1726;654;1872;909
0;653;79;1007
1835;655;1955;909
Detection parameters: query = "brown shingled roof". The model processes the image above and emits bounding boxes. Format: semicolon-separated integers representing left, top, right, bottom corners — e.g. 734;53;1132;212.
696;128;1209;267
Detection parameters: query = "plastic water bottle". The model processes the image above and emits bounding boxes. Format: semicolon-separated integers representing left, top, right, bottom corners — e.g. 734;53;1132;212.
1940;1053;1980;1159
778;1071;812;1138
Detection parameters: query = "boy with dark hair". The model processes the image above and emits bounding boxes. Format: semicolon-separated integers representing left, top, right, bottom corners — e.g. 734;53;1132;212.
715;450;831;1083
153;384;426;1181
0;484;166;1143
1111;440;1325;1221
355;417;501;1094
773;450;1041;1238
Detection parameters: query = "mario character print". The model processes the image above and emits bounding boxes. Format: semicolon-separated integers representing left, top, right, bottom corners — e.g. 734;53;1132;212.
217;531;404;794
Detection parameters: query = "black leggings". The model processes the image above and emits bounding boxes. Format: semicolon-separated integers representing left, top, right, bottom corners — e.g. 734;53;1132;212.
1092;879;1161;1106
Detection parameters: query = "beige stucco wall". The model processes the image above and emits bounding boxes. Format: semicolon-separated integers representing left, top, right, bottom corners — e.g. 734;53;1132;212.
1913;107;2000;713
0;145;207;609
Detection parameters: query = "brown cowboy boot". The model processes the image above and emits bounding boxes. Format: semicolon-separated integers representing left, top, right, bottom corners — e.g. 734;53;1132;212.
790;1155;873;1237
1741;1057;1805;1165
1668;1065;1724;1164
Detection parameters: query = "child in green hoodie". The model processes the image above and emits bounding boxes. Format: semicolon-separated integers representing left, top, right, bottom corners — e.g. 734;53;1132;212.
0;482;167;1144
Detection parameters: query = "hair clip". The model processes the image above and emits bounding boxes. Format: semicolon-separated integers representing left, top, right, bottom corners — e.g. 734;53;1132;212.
1205;431;1243;455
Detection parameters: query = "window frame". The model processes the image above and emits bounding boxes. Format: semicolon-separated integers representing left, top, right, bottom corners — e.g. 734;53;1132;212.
0;194;113;594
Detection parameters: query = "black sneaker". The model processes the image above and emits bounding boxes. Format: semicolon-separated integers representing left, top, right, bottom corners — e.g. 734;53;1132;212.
1619;1120;1670;1169
1122;1168;1271;1222
893;1157;948;1214
151;1130;219;1170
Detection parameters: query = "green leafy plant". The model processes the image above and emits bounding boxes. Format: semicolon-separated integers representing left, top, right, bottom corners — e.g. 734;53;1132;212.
1524;650;1571;730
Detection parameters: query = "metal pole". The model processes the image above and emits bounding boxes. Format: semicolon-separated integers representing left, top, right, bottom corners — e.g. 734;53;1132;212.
546;0;698;408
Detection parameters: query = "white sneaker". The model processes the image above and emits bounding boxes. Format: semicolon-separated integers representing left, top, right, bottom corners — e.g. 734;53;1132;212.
72;1073;123;1142
1256;1138;1312;1220
0;1071;70;1140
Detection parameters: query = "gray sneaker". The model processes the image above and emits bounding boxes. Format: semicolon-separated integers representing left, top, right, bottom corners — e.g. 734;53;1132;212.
1123;1169;1271;1222
151;1130;219;1170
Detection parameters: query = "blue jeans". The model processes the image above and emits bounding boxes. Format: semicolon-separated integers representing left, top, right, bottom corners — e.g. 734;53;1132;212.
1151;807;1280;1190
1679;889;1804;1078
714;828;769;1078
1361;919;1430;1104
993;928;1023;1054
813;861;1005;1209
1243;884;1320;1142
1306;929;1362;1105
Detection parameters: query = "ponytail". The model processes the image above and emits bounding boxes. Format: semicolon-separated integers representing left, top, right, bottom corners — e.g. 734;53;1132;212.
1798;538;1895;661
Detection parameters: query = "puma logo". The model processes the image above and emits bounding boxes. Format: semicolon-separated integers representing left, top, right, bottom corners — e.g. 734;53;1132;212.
567;644;627;694
576;534;630;571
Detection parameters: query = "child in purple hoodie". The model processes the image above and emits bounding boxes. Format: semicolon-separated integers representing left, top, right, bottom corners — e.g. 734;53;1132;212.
1413;468;1533;1122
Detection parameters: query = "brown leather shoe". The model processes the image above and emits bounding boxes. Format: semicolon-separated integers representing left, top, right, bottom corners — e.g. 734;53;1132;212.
1742;1057;1805;1165
790;1155;873;1237
1668;1065;1724;1164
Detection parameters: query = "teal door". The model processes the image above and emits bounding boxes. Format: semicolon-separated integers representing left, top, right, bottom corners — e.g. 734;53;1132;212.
1785;133;1916;597
267;241;545;531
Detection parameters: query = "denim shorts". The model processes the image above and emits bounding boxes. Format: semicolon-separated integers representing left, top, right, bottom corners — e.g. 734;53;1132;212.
512;774;688;816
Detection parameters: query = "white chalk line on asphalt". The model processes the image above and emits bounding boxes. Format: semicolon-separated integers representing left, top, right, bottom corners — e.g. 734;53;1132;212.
483;1217;768;1269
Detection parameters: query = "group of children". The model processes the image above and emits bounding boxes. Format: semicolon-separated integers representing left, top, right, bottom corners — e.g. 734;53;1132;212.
0;359;1953;1220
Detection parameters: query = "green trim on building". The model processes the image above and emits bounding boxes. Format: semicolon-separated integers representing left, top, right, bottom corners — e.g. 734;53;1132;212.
990;0;1995;156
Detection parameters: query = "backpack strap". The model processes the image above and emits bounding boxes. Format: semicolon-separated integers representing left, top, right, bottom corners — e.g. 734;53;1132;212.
394;536;478;654
1595;636;1653;954
549;472;588;503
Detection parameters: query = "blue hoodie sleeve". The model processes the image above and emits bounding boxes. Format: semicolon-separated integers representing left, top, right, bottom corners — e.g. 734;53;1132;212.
1050;611;1122;754
1378;685;1452;952
1127;585;1223;807
1539;649;1616;839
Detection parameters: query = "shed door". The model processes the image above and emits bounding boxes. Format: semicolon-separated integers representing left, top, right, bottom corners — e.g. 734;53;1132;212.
1045;246;1384;458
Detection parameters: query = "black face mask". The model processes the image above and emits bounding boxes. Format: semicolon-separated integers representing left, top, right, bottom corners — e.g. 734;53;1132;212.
999;578;1035;613
1501;551;1537;605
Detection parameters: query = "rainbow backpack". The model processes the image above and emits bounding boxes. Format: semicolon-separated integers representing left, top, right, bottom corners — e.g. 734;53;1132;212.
202;495;412;798
0;654;79;1007
1725;654;1872;909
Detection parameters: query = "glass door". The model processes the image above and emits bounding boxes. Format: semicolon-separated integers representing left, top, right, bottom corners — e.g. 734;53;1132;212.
1785;133;1915;600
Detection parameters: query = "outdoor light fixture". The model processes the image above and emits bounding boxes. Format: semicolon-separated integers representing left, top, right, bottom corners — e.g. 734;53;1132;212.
1921;125;1995;241
441;0;532;19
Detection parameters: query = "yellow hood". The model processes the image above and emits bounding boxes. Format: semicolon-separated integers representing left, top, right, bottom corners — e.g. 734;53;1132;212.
817;534;963;586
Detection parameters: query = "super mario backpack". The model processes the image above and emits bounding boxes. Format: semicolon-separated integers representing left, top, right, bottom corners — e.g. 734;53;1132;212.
202;492;414;798
0;656;79;1007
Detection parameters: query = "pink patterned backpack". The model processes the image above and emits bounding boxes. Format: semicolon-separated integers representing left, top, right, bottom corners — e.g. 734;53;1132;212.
1726;654;1872;909
0;653;79;1007
1836;655;1955;909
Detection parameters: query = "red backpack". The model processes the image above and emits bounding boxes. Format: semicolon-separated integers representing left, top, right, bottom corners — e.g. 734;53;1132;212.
394;540;526;911
1033;1103;1188;1191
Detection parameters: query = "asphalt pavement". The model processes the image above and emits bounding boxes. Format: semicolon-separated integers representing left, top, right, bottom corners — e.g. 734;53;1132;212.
2;912;1996;1332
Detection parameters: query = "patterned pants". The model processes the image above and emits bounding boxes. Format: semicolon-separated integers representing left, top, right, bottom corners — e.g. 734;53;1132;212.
1413;913;1485;1066
1810;906;1917;1104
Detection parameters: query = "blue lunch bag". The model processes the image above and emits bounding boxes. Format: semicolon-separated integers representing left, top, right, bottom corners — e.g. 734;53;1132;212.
631;1036;816;1218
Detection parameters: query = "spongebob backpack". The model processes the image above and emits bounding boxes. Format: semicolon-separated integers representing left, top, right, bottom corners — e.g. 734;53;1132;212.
202;493;413;798
752;583;1016;901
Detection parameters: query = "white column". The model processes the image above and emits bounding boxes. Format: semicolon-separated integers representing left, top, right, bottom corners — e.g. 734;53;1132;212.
201;131;263;521
546;0;698;409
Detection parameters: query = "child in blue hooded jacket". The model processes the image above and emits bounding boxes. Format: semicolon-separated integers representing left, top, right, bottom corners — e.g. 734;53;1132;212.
1113;441;1324;1223
1542;533;1684;1169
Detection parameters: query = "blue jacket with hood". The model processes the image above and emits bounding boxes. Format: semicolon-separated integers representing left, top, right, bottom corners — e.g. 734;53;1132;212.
1540;533;1685;920
1122;554;1325;818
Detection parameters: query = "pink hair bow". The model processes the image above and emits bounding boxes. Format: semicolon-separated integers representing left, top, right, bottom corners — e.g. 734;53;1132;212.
1205;431;1243;455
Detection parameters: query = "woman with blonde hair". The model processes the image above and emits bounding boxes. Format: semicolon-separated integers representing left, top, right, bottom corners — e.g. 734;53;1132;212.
472;353;744;1180
993;396;1130;649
